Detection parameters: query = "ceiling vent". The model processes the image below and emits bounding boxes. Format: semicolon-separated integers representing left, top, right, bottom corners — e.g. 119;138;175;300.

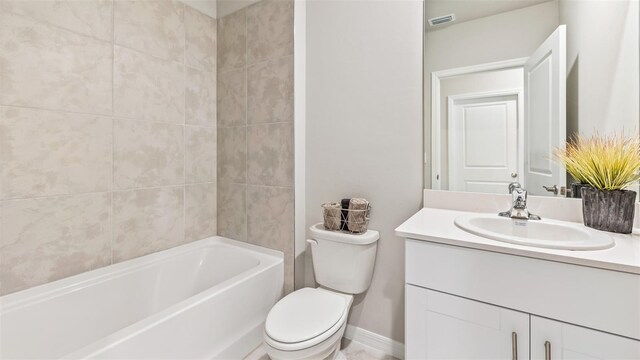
428;14;456;27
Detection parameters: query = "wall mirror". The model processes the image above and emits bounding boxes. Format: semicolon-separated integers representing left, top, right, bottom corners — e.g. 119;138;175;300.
424;0;639;196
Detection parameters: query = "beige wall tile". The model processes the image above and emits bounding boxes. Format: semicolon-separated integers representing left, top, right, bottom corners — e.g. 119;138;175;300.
114;0;184;62
0;193;111;295
217;182;247;241
0;107;112;200
217;68;247;127
248;56;294;124
247;123;294;187
1;0;113;41
247;185;294;293
114;46;184;123
186;67;216;127
112;187;185;262
0;1;221;294
247;0;293;65
217;8;246;73
113;119;184;190
186;125;216;184
218;126;246;183
185;182;217;242
185;6;217;71
0;12;112;115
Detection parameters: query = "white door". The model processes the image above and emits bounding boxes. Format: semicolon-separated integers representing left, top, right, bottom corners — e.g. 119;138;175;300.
448;94;520;194
531;316;640;360
406;285;530;360
524;25;566;196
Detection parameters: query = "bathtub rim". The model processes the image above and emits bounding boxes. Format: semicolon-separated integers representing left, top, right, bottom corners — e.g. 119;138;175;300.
61;237;284;360
0;236;283;312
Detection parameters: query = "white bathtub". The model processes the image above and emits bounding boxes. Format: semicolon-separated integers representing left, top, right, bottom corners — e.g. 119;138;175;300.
0;237;283;360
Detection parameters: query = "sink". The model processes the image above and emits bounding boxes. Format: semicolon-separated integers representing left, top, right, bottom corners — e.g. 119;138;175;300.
454;214;615;250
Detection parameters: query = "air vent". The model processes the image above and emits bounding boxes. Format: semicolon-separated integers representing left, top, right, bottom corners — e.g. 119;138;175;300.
428;14;455;27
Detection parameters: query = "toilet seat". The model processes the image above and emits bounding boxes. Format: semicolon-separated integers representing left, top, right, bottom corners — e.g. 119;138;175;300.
264;288;350;351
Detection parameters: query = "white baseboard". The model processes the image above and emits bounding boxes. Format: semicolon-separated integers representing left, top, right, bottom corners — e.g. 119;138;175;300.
344;324;405;359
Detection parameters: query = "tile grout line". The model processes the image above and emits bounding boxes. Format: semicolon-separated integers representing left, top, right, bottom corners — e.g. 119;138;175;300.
5;8;197;69
216;119;294;130
3;9;112;45
183;2;188;244
244;8;250;244
218;50;293;77
0;182;210;204
0;104;212;128
110;0;116;266
216;15;223;239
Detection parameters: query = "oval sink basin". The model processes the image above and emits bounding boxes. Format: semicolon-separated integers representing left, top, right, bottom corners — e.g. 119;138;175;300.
454;214;614;250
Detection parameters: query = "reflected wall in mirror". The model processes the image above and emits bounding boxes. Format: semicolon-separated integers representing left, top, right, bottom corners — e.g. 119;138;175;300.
424;0;639;197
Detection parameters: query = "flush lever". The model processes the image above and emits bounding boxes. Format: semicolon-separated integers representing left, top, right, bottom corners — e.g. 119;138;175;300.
543;185;558;195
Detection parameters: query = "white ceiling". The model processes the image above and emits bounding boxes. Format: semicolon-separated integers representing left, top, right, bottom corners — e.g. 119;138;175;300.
426;0;555;31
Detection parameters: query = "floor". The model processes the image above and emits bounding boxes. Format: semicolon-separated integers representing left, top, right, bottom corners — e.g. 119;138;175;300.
244;339;398;360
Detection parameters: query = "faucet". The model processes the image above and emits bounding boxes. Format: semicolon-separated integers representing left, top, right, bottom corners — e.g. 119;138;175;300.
499;182;541;220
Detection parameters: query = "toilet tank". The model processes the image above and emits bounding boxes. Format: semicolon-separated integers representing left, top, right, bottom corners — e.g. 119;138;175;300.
308;223;379;294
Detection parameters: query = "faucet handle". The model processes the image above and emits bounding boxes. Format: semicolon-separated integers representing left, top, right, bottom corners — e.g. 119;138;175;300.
513;187;527;207
508;182;522;194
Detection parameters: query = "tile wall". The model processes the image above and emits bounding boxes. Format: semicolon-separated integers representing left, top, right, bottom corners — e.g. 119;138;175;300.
216;0;295;293
0;0;217;295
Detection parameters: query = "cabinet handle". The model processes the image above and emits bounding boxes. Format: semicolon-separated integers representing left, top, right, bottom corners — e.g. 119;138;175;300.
544;341;551;360
511;332;518;360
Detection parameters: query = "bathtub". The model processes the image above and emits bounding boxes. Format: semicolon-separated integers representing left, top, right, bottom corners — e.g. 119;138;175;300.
0;237;283;359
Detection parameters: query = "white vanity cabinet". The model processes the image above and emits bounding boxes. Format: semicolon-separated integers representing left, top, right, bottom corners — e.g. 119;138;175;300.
530;316;640;360
406;285;529;359
406;284;640;360
404;239;640;360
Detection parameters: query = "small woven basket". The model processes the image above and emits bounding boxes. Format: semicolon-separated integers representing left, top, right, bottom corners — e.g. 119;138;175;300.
321;203;371;234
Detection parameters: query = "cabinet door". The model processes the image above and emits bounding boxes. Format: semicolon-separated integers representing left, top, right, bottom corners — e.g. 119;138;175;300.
406;284;529;360
531;316;640;360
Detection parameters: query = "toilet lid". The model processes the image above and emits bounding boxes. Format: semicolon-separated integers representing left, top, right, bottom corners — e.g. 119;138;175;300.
265;288;347;344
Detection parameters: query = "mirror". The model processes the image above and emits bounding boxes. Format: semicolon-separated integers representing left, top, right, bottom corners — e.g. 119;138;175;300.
424;0;639;197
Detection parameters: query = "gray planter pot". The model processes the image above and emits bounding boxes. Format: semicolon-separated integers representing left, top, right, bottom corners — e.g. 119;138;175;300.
582;187;636;234
570;182;589;198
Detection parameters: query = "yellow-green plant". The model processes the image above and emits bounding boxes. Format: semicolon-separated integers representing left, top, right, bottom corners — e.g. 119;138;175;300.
554;132;640;191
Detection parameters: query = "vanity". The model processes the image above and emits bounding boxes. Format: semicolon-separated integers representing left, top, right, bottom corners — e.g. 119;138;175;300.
397;193;640;360
404;0;640;357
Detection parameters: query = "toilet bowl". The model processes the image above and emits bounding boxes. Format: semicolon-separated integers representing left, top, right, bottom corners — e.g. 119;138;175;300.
263;224;379;360
263;288;353;360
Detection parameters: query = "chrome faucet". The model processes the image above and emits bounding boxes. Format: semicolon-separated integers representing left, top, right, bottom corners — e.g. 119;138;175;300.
499;182;541;220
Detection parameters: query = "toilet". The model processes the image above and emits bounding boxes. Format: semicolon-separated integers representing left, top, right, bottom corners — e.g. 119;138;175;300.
263;223;379;360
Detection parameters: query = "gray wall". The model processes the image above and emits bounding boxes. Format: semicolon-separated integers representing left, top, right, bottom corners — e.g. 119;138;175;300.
560;0;639;137
305;0;424;342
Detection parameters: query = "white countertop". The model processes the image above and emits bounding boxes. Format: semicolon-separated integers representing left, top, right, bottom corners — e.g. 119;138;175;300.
396;208;640;274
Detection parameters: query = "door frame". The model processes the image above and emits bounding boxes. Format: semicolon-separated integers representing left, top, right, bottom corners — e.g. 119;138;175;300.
447;90;525;192
430;57;528;189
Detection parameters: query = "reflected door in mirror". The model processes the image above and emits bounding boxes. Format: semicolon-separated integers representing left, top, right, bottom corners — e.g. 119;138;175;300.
524;25;566;196
449;94;520;194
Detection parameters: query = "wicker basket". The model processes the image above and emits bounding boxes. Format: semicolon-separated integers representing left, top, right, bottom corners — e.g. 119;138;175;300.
321;203;371;234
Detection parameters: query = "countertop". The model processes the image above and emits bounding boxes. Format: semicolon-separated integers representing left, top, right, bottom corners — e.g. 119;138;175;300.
396;208;640;274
